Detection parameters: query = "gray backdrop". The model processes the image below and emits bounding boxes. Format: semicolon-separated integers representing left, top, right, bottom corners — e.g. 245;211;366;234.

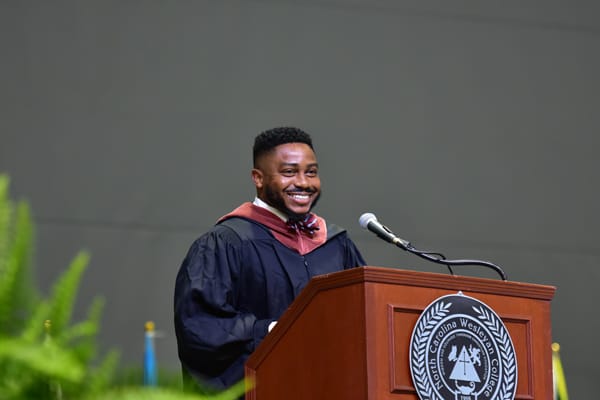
1;1;598;397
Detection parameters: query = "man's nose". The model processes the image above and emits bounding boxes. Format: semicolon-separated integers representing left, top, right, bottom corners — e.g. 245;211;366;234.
294;173;309;187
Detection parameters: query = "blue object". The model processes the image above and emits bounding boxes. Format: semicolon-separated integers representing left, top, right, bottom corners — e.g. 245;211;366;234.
143;321;157;386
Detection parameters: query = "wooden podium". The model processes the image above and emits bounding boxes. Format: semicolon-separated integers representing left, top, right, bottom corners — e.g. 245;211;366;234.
245;266;555;399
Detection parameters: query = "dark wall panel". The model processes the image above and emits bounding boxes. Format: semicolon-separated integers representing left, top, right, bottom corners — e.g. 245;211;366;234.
1;1;598;397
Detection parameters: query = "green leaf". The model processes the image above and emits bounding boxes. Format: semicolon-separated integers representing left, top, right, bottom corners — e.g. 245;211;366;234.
0;176;37;335
0;174;11;269
84;380;248;400
65;296;105;363
86;350;120;395
47;250;90;336
20;301;51;342
0;337;86;383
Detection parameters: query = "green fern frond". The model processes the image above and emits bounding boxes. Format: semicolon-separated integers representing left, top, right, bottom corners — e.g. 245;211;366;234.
0;174;12;269
0;365;38;400
65;296;105;363
9;202;36;323
47;250;90;336
0;337;86;383
20;301;51;342
86;349;120;395
0;178;37;335
62;319;99;344
1;173;216;399
0;173;17;332
62;297;104;341
0;240;19;333
83;387;203;400
83;381;247;400
0;174;130;399
62;319;99;363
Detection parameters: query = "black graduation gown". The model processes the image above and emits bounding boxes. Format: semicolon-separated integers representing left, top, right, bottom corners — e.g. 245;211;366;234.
174;216;366;390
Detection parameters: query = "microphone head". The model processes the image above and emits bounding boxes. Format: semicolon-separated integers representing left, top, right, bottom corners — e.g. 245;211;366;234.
359;212;377;229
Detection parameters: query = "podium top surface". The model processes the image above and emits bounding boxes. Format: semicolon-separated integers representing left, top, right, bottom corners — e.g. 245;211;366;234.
310;266;556;301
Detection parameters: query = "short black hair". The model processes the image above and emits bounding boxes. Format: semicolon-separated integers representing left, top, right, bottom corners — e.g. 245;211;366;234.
253;127;314;167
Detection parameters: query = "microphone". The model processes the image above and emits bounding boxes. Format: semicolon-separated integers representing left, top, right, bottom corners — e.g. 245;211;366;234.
358;212;507;280
358;213;410;249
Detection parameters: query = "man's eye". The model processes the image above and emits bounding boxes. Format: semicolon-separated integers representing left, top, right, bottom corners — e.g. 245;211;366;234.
281;170;295;176
306;170;318;177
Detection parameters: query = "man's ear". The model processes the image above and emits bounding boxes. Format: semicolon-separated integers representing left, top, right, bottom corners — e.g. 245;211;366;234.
251;168;263;188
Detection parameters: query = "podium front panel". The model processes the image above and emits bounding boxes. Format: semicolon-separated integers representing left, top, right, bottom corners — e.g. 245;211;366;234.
246;267;555;400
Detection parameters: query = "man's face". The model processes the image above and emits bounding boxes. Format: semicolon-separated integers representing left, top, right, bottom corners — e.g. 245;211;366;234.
252;142;321;219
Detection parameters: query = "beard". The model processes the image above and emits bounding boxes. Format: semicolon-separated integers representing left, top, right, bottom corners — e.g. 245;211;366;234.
263;185;321;221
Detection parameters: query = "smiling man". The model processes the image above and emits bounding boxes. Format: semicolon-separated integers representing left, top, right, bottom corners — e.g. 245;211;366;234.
174;127;366;392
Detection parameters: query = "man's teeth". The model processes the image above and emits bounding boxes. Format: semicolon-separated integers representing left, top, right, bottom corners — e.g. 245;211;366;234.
289;194;309;199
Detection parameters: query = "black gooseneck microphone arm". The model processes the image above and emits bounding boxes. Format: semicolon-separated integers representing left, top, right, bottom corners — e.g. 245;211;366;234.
359;213;507;281
396;240;507;281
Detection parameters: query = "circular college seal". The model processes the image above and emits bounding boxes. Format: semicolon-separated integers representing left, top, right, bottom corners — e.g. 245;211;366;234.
409;293;517;400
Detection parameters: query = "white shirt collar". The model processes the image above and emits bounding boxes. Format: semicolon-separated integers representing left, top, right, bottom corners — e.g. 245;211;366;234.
253;197;288;222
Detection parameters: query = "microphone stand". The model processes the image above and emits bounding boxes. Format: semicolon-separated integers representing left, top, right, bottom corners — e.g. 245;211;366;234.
394;240;508;281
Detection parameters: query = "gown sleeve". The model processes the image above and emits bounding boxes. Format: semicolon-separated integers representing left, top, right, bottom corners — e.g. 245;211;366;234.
344;234;367;269
173;225;272;389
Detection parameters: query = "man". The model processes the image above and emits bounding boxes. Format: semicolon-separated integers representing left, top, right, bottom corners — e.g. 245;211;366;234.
174;127;365;391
